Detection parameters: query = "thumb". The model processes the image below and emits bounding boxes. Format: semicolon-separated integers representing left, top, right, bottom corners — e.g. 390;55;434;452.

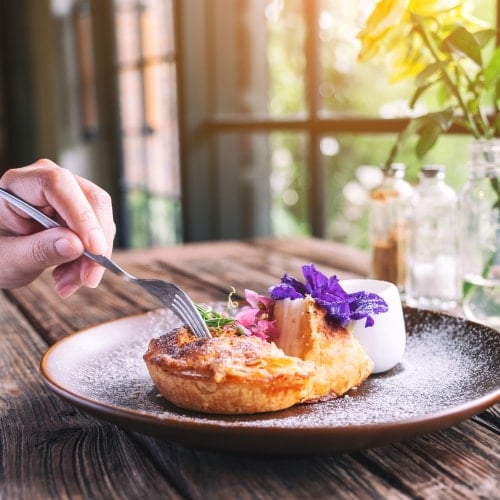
26;228;84;267
5;229;84;286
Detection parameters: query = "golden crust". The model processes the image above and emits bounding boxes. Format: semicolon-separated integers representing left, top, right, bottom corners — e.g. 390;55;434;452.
273;296;374;401
144;297;374;414
143;326;315;414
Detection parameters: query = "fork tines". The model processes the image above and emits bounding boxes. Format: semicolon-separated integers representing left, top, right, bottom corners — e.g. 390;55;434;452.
172;291;211;339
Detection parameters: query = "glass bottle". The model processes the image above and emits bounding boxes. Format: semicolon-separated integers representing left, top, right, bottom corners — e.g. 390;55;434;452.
459;140;500;330
406;165;459;310
369;163;413;293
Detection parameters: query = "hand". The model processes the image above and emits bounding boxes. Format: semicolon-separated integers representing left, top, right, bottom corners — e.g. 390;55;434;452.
0;159;116;297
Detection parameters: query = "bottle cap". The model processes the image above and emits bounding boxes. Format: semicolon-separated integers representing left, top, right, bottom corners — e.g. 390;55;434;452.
386;162;406;177
421;165;445;178
389;162;405;172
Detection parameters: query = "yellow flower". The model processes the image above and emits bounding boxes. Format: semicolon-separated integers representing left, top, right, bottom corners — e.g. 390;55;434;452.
357;0;500;166
357;0;484;83
409;0;461;17
357;0;408;63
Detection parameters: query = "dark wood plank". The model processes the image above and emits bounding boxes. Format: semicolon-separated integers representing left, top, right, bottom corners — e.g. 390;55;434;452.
5;238;369;345
0;293;182;499
252;236;370;277
1;238;498;499
5;241;256;343
128;406;498;500
358;409;500;499
129;434;408;500
137;238;367;300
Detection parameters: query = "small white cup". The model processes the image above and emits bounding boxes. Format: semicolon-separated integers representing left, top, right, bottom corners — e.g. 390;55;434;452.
340;279;406;374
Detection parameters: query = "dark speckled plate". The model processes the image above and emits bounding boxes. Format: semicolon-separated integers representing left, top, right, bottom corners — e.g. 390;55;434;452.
40;307;500;455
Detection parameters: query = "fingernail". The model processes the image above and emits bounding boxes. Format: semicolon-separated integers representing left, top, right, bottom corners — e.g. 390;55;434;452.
55;238;81;258
89;228;107;255
55;282;80;298
85;265;104;288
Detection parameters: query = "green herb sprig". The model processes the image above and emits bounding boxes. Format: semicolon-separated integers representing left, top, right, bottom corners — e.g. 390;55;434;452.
195;288;239;330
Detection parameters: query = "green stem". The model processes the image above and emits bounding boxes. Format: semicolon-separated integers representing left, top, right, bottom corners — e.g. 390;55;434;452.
415;16;482;139
452;61;493;138
491;176;500;210
195;304;235;329
383;134;402;171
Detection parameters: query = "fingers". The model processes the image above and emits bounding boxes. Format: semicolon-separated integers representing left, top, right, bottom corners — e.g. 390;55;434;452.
0;160;115;255
52;259;87;298
72;175;116;290
0;160;116;295
0;228;84;290
76;175;116;257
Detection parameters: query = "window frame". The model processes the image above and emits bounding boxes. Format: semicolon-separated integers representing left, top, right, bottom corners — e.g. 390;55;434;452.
176;0;499;242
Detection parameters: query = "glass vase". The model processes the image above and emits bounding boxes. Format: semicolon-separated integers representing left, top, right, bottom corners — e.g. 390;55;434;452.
459;139;500;330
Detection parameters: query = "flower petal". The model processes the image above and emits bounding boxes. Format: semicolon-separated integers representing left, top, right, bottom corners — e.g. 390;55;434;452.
243;289;260;308
269;273;307;299
270;264;389;328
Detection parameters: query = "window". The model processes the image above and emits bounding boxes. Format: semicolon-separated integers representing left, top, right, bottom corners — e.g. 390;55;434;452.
0;1;496;248
113;0;181;247
177;0;497;248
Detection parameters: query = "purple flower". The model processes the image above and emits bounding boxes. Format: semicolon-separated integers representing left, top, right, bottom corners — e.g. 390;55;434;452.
268;274;307;299
269;264;388;327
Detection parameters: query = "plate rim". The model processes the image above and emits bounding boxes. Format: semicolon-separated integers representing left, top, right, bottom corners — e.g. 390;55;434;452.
39;308;500;454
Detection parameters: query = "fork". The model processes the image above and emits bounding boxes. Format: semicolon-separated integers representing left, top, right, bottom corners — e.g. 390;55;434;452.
0;187;211;339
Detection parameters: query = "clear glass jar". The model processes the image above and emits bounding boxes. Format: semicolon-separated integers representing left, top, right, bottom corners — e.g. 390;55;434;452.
406;165;459;310
459;140;500;330
369;163;413;292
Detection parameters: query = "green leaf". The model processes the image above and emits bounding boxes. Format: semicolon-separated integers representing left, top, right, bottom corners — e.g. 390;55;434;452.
466;96;481;115
195;304;235;329
462;281;474;299
473;29;497;48
433;80;454;107
428;109;454;129
484;48;500;86
491;177;500;210
416;123;442;158
442;26;482;66
403;116;426;138
409;81;436;108
415;61;442;87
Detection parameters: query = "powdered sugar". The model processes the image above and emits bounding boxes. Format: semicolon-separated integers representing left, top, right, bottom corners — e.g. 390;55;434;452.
43;307;500;437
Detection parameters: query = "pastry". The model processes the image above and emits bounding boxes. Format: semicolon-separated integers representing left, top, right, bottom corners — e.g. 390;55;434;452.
144;325;315;414
273;296;373;401
144;264;388;414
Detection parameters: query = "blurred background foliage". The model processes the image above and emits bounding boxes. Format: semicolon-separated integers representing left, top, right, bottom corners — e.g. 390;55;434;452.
266;0;494;249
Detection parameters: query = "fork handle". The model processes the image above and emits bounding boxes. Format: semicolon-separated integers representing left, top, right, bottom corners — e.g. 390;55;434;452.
0;187;61;230
0;187;130;278
83;252;136;281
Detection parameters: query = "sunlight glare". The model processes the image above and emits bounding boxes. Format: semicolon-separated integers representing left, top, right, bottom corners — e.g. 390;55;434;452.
320;137;340;156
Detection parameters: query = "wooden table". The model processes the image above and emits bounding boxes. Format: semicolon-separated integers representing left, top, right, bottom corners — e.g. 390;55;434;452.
1;237;498;499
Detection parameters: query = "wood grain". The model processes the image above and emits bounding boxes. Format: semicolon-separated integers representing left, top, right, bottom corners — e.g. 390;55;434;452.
0;294;181;499
1;237;498;499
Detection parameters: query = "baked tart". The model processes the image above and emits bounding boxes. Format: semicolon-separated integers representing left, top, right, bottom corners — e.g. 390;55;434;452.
144;264;388;414
273;296;373;401
144;325;315;414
